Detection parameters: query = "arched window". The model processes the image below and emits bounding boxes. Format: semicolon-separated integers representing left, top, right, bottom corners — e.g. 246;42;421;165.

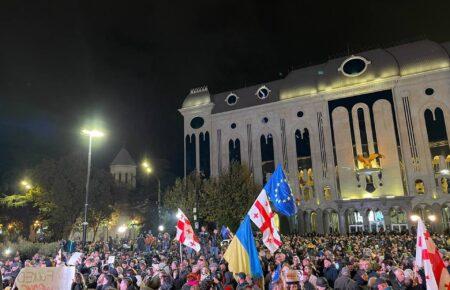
357;108;369;157
415;179;425;194
199;132;210;178
186;134;196;175
295;129;314;200
425;108;450;172
118;173;122;183
323;186;332;201
229;139;241;164
261;134;275;183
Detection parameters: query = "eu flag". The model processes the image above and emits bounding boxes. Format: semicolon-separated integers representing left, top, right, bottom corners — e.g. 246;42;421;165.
264;164;297;216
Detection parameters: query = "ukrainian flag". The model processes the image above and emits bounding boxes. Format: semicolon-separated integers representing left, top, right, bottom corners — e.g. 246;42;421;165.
223;216;263;278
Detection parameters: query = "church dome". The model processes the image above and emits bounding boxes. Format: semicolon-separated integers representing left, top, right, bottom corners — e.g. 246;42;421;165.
182;86;212;108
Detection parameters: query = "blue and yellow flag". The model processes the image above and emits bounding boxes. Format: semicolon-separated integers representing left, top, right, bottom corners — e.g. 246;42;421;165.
223;216;263;278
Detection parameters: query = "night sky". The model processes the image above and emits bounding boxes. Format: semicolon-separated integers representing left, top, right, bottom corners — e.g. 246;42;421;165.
0;0;449;182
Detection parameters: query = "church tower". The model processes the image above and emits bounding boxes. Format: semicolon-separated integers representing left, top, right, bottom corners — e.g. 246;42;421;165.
110;148;137;188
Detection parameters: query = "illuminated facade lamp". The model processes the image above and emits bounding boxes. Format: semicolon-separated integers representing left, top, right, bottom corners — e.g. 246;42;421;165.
427;214;437;222
410;214;420;222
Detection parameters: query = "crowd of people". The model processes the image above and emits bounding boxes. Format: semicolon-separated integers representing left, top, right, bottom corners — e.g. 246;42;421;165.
1;227;450;290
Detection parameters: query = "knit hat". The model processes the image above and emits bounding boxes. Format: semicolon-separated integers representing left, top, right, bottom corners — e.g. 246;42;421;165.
316;277;329;288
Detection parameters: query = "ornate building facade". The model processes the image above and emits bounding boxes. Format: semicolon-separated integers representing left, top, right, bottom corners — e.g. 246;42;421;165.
179;40;450;234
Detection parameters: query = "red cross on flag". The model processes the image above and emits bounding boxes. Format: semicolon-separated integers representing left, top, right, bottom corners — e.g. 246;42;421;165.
175;208;201;252
248;191;282;253
415;217;450;290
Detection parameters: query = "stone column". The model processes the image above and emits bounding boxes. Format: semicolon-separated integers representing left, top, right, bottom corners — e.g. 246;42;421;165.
304;210;311;233
298;210;305;235
362;210;370;232
382;209;391;232
316;209;324;234
432;203;443;233
338;210;347;234
323;210;330;235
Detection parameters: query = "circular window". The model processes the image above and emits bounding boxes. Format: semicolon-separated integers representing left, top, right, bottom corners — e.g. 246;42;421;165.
231;123;236;129
425;88;434;95
256;85;271;99
297;111;304;118
338;56;371;77
262;117;269;124
225;93;238;106
190;117;204;129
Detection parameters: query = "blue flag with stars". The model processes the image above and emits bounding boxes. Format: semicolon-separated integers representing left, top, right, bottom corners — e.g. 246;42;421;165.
264;164;297;216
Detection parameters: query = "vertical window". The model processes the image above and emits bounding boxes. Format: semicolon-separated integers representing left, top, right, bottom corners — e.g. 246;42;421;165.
261;134;275;183
295;129;314;201
199;132;210;178
357;108;369;156
186;134;196;175
415;179;425;194
229;139;241;164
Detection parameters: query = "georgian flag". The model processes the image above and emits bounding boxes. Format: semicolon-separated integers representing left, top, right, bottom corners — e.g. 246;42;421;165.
248;191;282;253
415;218;450;290
175;209;201;252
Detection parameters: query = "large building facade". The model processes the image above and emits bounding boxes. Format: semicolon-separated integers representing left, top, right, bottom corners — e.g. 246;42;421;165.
179;40;450;234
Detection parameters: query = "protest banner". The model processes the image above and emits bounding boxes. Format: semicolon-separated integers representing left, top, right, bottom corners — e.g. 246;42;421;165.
67;252;82;266
14;266;75;290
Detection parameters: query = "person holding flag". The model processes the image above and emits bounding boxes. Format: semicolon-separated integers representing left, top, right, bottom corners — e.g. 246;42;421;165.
223;216;263;280
415;217;450;289
174;209;201;254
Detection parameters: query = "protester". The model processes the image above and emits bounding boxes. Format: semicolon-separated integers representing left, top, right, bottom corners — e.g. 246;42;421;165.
1;230;449;290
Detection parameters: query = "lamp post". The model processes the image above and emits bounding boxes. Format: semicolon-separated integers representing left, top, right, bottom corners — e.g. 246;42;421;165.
81;129;104;245
141;160;162;227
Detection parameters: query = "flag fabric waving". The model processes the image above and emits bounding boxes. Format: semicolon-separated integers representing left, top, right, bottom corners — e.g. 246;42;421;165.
175;209;201;252
415;218;450;290
221;225;233;240
248;190;282;253
223;216;263;278
265;164;297;216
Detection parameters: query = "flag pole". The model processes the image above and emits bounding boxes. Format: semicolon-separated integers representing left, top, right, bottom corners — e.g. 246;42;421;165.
179;241;183;264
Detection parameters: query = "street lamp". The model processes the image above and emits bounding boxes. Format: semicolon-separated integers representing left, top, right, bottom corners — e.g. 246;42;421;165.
158;225;164;232
141;160;161;227
81;128;104;245
117;225;127;234
21;180;32;190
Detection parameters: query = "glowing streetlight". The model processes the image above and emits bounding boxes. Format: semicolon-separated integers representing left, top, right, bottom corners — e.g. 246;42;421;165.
158;225;164;232
81;129;105;138
117;225;127;234
428;214;437;222
3;248;12;257
21;180;32;190
410;214;420;222
81;128;105;245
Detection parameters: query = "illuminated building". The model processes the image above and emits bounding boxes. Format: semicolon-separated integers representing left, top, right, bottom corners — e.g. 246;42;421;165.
180;40;450;233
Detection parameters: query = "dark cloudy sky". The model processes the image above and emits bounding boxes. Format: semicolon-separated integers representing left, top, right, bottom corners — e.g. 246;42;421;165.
0;0;449;181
